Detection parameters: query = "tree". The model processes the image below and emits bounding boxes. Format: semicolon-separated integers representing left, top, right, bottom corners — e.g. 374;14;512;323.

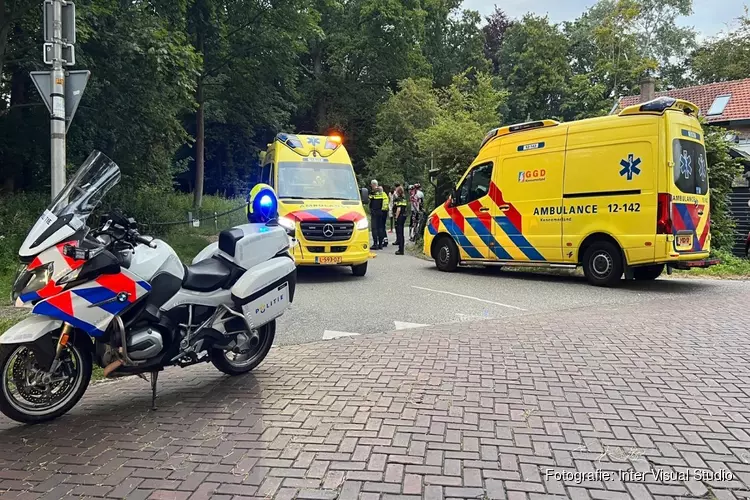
563;0;651;119
367;78;438;186
497;15;570;123
482;6;512;73
419;72;506;188
422;1;489;88
187;0;315;205
0;0;201;194
689;10;750;83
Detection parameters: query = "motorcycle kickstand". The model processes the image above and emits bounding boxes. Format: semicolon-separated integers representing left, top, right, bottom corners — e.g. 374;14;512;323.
150;371;159;411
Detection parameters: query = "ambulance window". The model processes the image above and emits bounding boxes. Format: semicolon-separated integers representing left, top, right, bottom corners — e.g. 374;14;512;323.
261;163;273;186
455;163;493;205
673;139;709;195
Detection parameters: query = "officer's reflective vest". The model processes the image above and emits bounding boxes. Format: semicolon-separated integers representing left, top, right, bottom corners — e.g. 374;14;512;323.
394;197;408;218
369;191;387;212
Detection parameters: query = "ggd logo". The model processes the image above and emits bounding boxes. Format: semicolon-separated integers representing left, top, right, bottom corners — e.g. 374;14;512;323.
518;169;546;183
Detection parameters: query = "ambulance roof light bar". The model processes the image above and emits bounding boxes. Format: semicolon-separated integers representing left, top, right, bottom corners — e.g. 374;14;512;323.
619;97;699;117
276;133;304;150
480;119;560;149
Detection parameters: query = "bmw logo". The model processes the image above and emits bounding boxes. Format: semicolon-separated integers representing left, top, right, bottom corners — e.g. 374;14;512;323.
117;292;129;303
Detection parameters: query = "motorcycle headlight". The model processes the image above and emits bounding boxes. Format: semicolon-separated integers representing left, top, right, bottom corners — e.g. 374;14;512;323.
12;262;54;302
278;215;296;232
356;218;369;230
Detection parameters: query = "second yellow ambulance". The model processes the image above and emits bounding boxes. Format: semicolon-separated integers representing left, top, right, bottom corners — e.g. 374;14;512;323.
261;133;372;276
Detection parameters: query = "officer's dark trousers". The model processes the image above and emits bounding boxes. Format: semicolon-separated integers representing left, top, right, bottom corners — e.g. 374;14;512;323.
371;212;383;247
380;212;388;240
395;216;406;253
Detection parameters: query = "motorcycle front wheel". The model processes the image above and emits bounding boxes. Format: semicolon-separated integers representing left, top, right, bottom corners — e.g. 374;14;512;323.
0;339;92;424
210;320;275;376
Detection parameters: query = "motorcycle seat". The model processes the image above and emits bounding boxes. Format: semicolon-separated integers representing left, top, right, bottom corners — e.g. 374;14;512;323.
182;257;233;292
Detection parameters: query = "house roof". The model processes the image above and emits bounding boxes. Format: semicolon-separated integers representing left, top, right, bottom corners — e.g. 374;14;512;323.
618;78;750;123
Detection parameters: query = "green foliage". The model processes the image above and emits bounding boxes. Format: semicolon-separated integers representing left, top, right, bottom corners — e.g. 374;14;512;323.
367;78;439;186
703;124;744;251
368;72;506;192
498;15;571;123
0;193;48;304
674;250;750;278
689;9;750;83
423;2;490;87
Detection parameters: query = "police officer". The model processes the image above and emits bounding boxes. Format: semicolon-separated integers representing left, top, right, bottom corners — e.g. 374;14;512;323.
380;186;390;247
393;185;408;255
368;180;385;249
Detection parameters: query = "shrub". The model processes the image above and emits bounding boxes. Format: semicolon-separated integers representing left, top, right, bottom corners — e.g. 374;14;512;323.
703;124;744;252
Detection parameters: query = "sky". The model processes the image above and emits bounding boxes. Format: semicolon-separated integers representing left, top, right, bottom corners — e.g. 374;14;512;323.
463;0;747;38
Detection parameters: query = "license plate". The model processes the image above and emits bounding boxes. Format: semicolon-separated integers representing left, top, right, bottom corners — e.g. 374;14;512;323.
315;256;343;265
677;235;692;248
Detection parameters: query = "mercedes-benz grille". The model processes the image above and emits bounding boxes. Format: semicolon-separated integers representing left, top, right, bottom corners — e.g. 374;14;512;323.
300;221;354;242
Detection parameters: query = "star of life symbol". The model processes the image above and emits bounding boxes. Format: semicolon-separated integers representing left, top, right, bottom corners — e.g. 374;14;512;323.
697;154;707;181
307;137;321;146
680;150;692;179
619;154;641;181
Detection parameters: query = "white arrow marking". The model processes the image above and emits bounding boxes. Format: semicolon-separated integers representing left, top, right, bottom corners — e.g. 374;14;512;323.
322;330;362;340
411;285;526;311
394;321;430;330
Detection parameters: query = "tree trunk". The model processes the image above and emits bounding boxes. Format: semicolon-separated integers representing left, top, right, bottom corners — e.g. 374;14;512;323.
193;76;205;210
312;40;326;130
193;25;205;211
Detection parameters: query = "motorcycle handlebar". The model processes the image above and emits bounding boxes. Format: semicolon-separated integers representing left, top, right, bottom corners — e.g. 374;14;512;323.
134;233;157;248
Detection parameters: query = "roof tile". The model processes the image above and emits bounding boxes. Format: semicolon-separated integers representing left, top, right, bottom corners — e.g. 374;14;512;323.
618;78;750;122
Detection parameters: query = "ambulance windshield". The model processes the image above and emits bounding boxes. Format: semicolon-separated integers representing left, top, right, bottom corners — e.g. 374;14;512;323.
277;161;360;201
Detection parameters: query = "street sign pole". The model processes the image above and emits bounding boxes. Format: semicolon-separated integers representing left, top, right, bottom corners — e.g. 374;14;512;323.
49;0;66;198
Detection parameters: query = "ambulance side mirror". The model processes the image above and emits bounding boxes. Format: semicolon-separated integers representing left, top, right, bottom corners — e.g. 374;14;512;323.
361;188;369;201
449;189;457;207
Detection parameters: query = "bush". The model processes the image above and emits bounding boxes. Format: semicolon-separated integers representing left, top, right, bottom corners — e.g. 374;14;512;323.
703;124;744;252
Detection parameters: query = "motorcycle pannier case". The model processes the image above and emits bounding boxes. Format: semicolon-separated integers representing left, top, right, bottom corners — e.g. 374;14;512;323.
230;258;296;329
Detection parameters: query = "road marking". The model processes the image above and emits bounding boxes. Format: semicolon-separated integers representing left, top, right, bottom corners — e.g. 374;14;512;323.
455;313;491;322
411;286;526;311
394;321;430;330
322;330;362;340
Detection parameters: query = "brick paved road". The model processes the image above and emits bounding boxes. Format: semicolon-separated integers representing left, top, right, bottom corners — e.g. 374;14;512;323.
1;284;749;499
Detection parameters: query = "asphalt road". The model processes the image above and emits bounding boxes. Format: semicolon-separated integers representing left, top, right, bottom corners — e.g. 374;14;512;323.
275;241;750;346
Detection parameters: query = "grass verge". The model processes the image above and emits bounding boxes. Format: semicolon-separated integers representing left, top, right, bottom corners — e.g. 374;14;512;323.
672;251;750;279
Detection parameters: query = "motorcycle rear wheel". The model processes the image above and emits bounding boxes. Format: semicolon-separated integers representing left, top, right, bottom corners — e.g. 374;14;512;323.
210;320;275;376
0;340;91;424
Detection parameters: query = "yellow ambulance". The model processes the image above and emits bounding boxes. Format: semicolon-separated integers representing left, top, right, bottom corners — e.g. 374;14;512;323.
423;97;718;286
262;133;371;276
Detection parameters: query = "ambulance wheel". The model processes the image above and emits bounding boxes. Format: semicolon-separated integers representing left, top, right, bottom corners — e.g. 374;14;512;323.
582;241;623;287
633;264;664;281
434;236;459;272
352;262;368;277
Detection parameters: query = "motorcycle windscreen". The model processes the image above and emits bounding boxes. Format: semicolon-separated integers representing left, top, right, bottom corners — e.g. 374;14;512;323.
19;151;121;258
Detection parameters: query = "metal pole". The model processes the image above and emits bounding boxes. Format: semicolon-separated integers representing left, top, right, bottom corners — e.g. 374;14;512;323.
50;0;66;199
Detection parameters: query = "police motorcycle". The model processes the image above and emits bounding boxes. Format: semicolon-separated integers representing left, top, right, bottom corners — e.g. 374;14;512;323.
1;151;296;424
